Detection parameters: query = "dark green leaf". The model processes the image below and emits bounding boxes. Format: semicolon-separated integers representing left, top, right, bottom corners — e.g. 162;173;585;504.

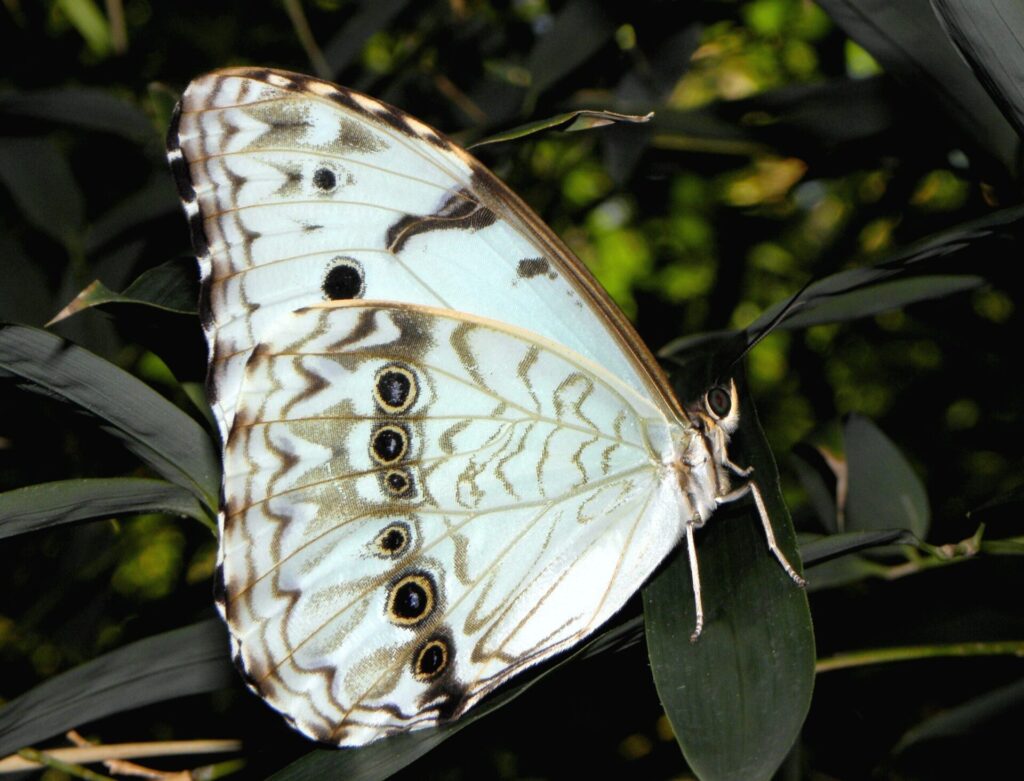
0;138;84;250
799;530;916;591
85;178;182;254
644;374;815;781
0;325;219;511
49;259;199;325
800;530;915;566
771;275;983;331
0;620;233;757
470;109;652;148
0;478;208;540
895;676;1024;752
845;414;930;538
0;87;154;141
930;0;1024;142
322;0;411;77
814;0;1021;173
525;0;615;99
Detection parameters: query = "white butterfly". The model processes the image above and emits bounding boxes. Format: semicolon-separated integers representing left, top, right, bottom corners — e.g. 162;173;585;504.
166;67;804;747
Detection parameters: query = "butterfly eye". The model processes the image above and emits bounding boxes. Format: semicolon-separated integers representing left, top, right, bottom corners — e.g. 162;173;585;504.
386;572;436;626
323;257;364;300
413;636;450;681
706;386;732;419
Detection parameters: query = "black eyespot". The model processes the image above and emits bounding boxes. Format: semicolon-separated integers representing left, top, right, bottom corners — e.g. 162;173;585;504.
374;522;410;557
706;385;732;419
386;572;435;626
374;364;417;413
313;167;337;191
384;468;414;497
371;424;408;464
323;258;364;300
413;637;450;681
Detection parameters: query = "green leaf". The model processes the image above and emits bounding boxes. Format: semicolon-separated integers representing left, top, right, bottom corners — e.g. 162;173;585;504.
814;0;1021;174
0;620;232;758
800;529;915;566
644;372;815;781
0;478;210;540
49;259;199;325
55;0;112;57
470;109;653;149
895;676;1024;752
0;87;154;141
0;325;219;511
525;0;616;99
930;0;1024;142
844;414;930;538
744;204;1021;334
0;138;84;251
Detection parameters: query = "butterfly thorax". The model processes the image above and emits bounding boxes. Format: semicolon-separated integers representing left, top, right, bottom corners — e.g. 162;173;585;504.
667;379;743;528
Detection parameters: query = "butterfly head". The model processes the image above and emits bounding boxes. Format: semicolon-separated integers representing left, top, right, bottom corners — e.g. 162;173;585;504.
687;378;741;439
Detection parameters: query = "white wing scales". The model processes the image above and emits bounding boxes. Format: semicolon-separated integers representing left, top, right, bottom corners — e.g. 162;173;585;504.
220;303;684;744
166;67;717;747
170;68;676;438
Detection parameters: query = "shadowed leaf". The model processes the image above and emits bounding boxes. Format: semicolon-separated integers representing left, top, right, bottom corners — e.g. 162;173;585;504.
0;621;233;758
0;478;209;540
0;325;219;510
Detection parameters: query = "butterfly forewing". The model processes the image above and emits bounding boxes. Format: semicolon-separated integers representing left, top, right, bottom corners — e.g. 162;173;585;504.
220;302;683;744
169;68;678;437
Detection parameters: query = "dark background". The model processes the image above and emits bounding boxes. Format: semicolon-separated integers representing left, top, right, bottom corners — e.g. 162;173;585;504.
1;1;1022;779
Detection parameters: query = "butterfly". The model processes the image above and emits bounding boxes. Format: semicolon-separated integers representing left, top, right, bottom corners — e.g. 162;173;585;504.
166;67;805;747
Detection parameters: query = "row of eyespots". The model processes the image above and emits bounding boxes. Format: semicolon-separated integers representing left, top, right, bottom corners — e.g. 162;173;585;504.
370;364;419;498
367;354;448;678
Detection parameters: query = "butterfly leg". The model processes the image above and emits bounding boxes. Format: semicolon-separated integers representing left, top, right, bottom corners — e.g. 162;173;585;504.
685;521;705;642
718;481;807;588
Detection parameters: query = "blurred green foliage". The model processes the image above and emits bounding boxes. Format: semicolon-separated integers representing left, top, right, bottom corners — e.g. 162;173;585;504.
1;0;1023;779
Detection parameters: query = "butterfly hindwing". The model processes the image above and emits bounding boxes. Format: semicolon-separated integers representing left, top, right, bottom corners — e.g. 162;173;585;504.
220;302;681;744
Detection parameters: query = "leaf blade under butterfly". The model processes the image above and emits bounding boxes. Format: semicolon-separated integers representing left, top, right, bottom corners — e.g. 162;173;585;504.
644;374;814;781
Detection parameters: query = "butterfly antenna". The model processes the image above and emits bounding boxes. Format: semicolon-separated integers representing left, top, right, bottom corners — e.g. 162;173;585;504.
725;279;814;375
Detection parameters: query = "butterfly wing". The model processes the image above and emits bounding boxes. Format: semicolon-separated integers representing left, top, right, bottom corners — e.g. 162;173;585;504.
167;67;679;437
222;302;684;745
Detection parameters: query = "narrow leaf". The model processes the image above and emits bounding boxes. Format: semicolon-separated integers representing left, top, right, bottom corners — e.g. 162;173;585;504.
48;259;199;326
0;621;233;758
0;88;154;141
814;0;1020;173
0;325;219;510
895;676;1024;752
470;109;653;149
930;0;1024;140
0;478;209;540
